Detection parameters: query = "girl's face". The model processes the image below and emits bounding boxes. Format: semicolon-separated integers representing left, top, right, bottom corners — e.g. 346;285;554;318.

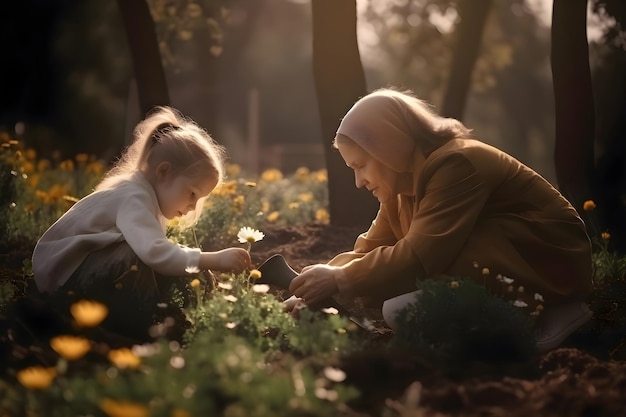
153;163;218;219
337;140;411;204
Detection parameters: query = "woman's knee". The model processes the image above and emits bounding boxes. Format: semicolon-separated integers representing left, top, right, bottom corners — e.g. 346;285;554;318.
382;290;421;331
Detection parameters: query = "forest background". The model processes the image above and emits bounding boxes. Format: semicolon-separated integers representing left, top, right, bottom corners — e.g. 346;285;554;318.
0;0;625;246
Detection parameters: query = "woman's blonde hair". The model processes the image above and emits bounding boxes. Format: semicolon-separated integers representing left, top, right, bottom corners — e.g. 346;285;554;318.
97;106;226;225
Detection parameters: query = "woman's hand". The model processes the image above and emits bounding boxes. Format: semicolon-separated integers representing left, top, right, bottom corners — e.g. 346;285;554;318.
201;248;251;272
288;264;340;307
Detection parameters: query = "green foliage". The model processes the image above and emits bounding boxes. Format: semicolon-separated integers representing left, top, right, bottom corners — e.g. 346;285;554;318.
182;272;295;351
166;167;329;252
284;308;358;359
591;234;626;287
0;136;105;245
1;333;359;417
182;271;357;359
0;281;17;314
391;278;537;366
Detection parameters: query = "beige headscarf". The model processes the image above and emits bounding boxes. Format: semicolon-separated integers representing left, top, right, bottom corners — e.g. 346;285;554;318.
336;89;468;173
336;90;417;172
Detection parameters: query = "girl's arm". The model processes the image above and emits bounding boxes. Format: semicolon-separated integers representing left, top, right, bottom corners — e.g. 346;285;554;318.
198;248;251;272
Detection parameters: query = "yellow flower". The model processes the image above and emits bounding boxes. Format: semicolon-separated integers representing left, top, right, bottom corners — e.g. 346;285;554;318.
260;168;283;182
481;267;490;276
85;161;105;175
171;409;191;417
59;159;75;171
244;181;257;188
602;231;611;241
315;208;330;224
267;211;280;223
75;153;89;163
50;335;91;360
294;166;310;182
108;348;141;369
583;200;596;211
70;300;108;327
298;192;313;203
24;148;37;160
237;227;264;244
450;281;460;288
99;398;149;417
190;278;201;288
288;202;299;210
212;180;238;196
26;173;40;188
248;269;262;280
313;169;328;183
226;163;241;177
178;30;193;41
16;366;57;390
37;159;51;172
21;160;34;174
232;195;245;211
261;200;270;212
48;184;70;202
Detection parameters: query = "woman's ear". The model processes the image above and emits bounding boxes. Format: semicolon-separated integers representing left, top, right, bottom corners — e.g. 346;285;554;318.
155;161;172;181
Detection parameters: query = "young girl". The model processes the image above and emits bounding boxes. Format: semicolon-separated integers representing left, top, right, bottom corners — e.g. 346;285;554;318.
32;106;251;338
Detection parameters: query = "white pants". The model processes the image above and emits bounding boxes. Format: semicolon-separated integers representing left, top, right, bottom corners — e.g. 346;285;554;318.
381;290;422;331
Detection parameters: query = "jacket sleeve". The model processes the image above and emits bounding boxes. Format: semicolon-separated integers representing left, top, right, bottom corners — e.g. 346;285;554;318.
327;204;396;267
116;188;201;276
335;153;493;300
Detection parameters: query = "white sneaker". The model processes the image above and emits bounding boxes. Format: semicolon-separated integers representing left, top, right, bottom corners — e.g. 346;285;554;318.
535;301;592;352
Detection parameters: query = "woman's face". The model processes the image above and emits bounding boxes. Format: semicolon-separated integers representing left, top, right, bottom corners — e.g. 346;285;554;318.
337;140;406;204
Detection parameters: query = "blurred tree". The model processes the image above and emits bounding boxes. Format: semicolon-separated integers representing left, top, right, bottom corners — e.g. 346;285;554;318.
312;0;378;227
360;0;556;177
147;0;230;132
441;0;492;120
587;0;626;249
117;0;170;116
551;0;596;232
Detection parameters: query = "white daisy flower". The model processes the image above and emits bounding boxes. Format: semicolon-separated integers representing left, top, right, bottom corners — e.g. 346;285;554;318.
237;226;265;244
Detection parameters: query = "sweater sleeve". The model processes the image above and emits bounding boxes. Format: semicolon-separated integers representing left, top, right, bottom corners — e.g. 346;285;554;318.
116;188;201;276
335;153;493;300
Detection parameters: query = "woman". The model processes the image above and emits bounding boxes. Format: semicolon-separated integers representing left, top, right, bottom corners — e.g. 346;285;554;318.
289;88;593;351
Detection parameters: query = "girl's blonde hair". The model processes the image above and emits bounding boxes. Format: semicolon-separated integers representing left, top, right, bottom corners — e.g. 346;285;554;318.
97;106;226;225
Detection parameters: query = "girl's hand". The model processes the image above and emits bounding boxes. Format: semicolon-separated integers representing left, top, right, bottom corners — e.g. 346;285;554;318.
205;248;251;272
288;264;340;307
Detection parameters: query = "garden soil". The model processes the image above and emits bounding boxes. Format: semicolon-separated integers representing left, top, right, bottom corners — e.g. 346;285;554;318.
250;223;626;417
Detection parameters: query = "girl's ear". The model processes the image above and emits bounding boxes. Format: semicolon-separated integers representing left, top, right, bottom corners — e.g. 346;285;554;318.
155;161;172;181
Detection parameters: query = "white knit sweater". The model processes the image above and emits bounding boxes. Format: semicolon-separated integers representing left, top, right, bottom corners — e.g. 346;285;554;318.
32;171;201;292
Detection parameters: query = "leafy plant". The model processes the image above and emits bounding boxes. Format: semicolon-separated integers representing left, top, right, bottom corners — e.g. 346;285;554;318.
391;278;537;368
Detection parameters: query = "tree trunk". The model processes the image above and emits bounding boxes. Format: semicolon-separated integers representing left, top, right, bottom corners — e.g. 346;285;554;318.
311;0;378;228
551;0;596;231
441;0;492;120
116;0;170;116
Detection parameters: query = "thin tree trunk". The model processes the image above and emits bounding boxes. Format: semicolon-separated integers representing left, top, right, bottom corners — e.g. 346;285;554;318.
116;0;169;116
441;0;492;120
551;0;595;221
311;0;378;228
